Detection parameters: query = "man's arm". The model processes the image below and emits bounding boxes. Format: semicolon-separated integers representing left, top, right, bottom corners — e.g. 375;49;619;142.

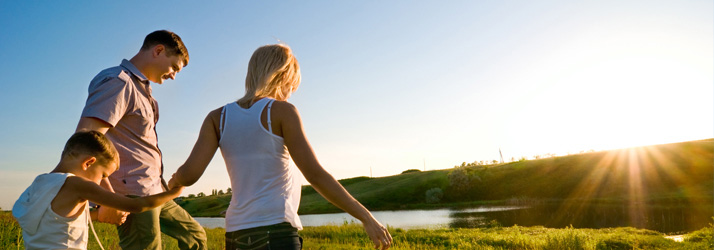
76;117;111;133
77;116;115;192
76;116;129;224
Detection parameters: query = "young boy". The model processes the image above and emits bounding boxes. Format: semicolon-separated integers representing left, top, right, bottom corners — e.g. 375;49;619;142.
12;131;184;250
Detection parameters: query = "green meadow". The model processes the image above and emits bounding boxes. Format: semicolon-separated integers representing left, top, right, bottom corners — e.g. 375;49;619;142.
3;139;712;249
1;211;712;249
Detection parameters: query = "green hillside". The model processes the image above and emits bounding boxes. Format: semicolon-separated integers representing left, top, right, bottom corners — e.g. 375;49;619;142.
177;139;713;217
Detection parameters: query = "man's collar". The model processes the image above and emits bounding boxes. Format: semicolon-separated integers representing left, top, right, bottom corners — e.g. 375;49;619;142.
120;59;149;83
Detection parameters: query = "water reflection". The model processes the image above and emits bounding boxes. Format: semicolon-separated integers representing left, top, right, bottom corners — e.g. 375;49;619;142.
195;202;712;234
449;202;713;234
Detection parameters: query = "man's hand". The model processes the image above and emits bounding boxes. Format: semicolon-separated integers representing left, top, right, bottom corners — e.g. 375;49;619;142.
97;206;128;225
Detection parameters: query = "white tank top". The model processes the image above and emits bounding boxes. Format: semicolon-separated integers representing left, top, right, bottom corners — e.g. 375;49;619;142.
18;173;89;250
219;98;302;232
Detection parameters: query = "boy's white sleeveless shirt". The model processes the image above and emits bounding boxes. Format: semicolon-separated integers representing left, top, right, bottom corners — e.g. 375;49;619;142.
13;172;90;250
219;98;303;232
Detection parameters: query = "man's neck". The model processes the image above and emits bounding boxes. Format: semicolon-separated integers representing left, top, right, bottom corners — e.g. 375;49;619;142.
129;53;151;82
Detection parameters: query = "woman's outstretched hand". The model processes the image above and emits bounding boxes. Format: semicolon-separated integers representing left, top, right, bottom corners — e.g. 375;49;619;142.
364;219;392;249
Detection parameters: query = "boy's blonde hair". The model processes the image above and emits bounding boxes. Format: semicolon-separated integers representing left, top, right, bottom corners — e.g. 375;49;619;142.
237;44;301;107
62;131;119;167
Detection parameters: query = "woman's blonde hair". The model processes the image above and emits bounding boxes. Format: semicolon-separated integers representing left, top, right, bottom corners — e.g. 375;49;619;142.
237;44;301;108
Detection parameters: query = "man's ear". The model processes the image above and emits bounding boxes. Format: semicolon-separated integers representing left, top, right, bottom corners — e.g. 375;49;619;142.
153;44;166;58
82;156;97;170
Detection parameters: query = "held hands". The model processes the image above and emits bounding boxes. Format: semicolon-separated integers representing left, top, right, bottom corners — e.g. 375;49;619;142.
97;206;128;225
167;173;183;190
363;219;393;250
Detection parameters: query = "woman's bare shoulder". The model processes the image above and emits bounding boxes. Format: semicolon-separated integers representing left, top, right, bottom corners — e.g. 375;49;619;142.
207;107;223;118
271;100;298;114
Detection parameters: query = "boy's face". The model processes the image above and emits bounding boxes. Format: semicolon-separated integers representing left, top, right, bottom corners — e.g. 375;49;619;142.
87;160;119;183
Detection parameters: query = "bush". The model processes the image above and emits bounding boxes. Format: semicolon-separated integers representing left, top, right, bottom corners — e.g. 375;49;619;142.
401;169;421;174
425;188;443;204
686;222;713;245
543;227;587;250
595;235;635;250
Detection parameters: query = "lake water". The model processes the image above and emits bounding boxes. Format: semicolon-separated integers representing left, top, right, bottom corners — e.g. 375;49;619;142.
195;202;712;234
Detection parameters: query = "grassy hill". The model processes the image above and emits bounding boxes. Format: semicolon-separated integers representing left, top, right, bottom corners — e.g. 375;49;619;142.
176;139;713;217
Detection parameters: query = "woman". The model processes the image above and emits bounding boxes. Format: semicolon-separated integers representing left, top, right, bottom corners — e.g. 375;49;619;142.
168;44;392;250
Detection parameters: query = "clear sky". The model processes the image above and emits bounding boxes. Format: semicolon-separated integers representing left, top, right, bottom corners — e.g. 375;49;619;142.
1;1;712;210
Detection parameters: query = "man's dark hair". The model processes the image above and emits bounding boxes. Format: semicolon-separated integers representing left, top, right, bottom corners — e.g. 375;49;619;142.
141;30;189;66
62;131;118;167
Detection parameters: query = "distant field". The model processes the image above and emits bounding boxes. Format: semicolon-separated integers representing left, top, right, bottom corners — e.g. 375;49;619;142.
2;211;711;250
178;139;713;216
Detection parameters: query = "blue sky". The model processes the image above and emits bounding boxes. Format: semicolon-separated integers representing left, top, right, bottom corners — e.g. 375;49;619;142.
1;1;712;210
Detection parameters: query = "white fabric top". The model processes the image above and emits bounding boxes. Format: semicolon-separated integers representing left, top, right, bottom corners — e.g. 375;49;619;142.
219;98;303;231
13;173;89;250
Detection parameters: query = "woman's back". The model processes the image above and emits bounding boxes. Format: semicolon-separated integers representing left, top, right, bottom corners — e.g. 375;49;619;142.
219;98;302;232
170;44;391;249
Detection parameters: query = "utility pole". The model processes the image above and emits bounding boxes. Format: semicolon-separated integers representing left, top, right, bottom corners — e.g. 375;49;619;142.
499;148;504;164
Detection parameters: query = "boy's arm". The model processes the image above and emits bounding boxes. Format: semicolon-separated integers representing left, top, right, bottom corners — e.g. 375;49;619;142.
96;178;128;225
67;176;183;213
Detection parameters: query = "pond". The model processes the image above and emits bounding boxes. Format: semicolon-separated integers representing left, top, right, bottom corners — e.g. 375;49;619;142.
195;202;712;234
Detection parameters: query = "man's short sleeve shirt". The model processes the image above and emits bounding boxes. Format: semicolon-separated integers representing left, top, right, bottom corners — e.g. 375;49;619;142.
80;59;163;196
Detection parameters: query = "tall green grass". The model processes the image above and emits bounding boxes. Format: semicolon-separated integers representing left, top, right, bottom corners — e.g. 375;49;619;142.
2;211;711;249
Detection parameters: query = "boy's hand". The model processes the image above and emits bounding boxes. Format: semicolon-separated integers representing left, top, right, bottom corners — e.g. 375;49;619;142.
97;206;128;225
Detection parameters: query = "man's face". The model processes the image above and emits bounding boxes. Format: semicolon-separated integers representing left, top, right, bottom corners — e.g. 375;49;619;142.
152;52;185;84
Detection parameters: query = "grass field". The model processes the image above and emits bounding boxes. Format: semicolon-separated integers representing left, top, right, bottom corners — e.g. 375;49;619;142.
2;211;712;250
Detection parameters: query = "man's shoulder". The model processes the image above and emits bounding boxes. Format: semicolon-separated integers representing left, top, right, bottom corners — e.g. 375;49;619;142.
91;65;134;86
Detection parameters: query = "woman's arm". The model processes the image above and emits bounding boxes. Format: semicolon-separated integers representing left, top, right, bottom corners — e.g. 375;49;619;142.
169;108;222;188
66;176;184;213
276;101;392;250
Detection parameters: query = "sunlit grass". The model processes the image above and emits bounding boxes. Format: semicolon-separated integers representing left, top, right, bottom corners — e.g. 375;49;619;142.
555;141;712;230
2;211;712;250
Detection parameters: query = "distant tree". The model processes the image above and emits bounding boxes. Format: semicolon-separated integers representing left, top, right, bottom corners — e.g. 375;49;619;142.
197;192;205;197
401;169;421;174
491;160;499;164
227;187;232;194
188;194;196;198
425;188;443;204
218;190;224;195
211;189;217;196
448;167;470;193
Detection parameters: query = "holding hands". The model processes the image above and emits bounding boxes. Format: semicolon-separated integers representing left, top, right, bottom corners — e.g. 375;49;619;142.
97;206;128;225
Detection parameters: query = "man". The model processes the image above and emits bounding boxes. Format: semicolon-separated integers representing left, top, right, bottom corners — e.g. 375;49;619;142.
76;30;207;250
